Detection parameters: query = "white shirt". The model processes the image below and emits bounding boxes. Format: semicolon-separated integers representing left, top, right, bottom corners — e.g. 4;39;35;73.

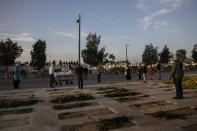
49;66;54;75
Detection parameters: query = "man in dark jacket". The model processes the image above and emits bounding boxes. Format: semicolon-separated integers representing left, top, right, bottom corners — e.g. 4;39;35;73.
76;65;83;89
169;54;184;99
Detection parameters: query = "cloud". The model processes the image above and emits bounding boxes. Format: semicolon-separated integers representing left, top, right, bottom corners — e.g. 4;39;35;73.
54;31;88;39
138;0;188;30
55;31;77;39
0;32;34;42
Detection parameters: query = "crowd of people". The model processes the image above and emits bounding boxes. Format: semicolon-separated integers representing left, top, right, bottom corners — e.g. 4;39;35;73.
13;53;184;99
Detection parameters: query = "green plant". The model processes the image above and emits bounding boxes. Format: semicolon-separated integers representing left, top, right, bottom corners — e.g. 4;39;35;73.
97;116;132;131
0;98;40;108
0;108;33;116
53;102;91;110
50;93;94;104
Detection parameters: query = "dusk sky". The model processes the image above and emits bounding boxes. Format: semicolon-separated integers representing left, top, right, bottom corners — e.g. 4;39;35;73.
0;0;197;63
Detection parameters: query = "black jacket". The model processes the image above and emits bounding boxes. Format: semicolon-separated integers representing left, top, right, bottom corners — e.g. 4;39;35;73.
170;60;184;79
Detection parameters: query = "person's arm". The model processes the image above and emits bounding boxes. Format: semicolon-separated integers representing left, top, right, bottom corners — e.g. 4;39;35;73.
169;62;177;80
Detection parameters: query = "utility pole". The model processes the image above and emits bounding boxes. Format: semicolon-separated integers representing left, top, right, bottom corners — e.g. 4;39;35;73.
76;14;81;65
126;44;130;67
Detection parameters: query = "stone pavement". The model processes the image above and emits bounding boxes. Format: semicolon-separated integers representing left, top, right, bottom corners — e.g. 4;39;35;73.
0;80;197;131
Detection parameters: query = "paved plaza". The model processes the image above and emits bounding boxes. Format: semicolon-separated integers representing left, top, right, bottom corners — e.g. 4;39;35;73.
0;79;197;131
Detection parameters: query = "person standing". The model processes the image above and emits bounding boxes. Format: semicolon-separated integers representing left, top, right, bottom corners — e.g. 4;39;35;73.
49;64;55;88
142;63;147;82
13;64;21;89
125;67;131;80
137;64;142;80
169;54;184;99
97;70;101;83
157;61;161;80
77;65;83;89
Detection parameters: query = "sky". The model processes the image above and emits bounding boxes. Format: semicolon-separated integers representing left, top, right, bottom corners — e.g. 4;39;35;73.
0;0;197;63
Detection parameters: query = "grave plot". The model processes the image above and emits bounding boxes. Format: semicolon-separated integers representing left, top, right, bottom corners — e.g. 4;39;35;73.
53;101;100;110
0;95;40;129
58;108;115;120
50;93;94;104
145;107;197;120
131;100;175;110
0;98;40;109
115;95;150;103
0;91;35;100
0;117;31;129
61;116;135;131
183;124;197;131
0;108;33;116
97;87;140;98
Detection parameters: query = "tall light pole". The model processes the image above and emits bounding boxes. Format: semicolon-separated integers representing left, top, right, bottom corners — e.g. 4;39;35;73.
76;14;81;65
126;44;130;67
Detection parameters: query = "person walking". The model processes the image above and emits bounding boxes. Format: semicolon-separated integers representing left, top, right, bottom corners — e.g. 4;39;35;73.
13;64;21;89
77;65;83;89
169;54;184;99
142;63;147;82
49;64;55;88
157;61;161;80
137;64;142;80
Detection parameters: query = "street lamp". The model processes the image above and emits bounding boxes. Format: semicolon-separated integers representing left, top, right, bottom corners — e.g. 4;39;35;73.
76;14;81;65
126;44;130;67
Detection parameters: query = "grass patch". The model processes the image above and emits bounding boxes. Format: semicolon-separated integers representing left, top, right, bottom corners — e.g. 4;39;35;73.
0;99;40;109
97;87;117;91
96;116;133;131
104;92;140;97
50;93;94;104
0;108;33;116
116;95;149;103
53;102;96;110
145;111;186;120
98;87;140;98
164;76;197;89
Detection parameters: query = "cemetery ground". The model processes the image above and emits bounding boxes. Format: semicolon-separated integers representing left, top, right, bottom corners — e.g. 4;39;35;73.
0;72;197;131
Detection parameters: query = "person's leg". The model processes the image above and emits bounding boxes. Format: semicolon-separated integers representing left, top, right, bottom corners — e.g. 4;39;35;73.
97;74;99;83
13;80;16;89
80;76;83;89
78;76;80;89
17;80;20;88
158;71;161;80
177;78;183;98
174;78;179;98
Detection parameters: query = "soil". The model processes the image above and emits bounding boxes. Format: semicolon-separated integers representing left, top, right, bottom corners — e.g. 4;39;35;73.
0;117;31;129
132;101;174;109
59;108;115;120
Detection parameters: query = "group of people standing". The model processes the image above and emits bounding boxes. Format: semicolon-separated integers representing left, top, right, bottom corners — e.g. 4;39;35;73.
13;53;184;100
135;62;161;82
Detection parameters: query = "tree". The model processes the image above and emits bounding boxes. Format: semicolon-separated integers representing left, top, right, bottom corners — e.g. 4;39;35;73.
59;60;62;66
176;49;187;62
52;60;56;66
30;39;46;70
158;45;172;64
109;54;115;63
81;33;108;66
0;38;23;78
142;43;158;65
192;44;197;62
